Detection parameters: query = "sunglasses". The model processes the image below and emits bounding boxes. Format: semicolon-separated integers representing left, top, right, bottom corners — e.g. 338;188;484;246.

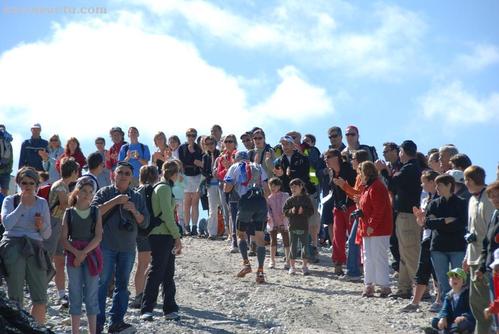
117;171;132;176
50;139;59;142
21;181;36;186
345;133;357;137
205;142;215;145
224;140;234;144
253;137;263;140
96;142;105;145
328;134;339;139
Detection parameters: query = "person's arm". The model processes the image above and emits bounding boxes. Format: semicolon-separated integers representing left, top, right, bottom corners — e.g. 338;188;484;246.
156;185;180;239
283;197;295;217
1;196;27;230
91;189;128;216
18;142;26;168
61;210;79;256
367;185;389;232
39;199;52;240
140;145;150;166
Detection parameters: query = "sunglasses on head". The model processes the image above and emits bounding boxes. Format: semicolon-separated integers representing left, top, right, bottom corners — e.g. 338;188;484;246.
324;156;334;160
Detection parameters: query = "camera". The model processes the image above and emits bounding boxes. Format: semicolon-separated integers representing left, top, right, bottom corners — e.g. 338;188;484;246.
464;232;477;244
119;219;134;232
350;209;364;219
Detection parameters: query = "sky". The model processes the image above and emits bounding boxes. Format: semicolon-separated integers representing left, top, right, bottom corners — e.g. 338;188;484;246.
0;0;498;181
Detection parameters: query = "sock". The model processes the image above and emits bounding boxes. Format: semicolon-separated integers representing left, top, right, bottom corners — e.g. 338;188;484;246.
257;246;266;270
58;290;66;298
239;240;248;261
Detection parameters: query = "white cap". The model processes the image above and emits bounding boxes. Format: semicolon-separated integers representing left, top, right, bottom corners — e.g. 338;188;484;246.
446;169;465;184
31;123;41;129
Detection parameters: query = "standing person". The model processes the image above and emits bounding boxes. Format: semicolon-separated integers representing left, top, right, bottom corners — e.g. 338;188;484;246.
19;123;49;171
386;140;423;299
267;177;290;269
171;160;186;235
439;145;459;173
40;134;64;184
341;125;378;163
327;126;346;151
462;166;494;333
249;129;275;179
324;148;356;275
240;132;255;151
416;174;467;302
357;161;393;297
61;177;103;334
84;152;104;192
140;161;183;321
201;136;221;239
45;158;80;308
107;127;127;176
224;151;269;283
178;128;203;236
210;124;223;150
130;166;159;309
118;127;150;187
94;137;112;188
0;124;14;196
91;162;149;334
151;131;171;171
428;151;442;173
284;178;314;275
168;135;181;160
56;137;87;177
0;167;52;324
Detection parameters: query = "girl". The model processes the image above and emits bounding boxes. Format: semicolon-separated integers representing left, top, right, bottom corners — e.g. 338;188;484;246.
40;134;64;184
267;177;290;269
56;137;87;177
152;131;171;170
61;177;103;334
283;178;314;275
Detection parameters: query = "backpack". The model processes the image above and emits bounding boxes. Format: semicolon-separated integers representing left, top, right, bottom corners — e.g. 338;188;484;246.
248;144;272;164
66;206;99;240
37;184;52;203
0;135;12;169
138;182;168;237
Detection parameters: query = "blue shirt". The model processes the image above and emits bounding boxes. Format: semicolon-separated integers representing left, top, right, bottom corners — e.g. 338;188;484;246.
118;143;150;178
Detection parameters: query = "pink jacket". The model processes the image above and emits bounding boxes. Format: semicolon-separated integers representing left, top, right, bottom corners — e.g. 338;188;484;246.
267;191;290;230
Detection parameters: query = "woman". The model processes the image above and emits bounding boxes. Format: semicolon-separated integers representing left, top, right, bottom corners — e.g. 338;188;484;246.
61;177;103;334
56;137;87;177
140;161;183;321
41;134;65;184
130;165;159;309
178;128;203;236
201;136;221;239
416;174;467;303
152;132;171;170
357;161;393;297
168;135;181;160
0;167;52;324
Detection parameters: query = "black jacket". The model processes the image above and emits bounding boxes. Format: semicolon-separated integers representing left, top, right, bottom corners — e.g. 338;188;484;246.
479;210;499;273
201;149;221;184
388;158;422;213
327;162;356;208
425;195;468;252
274;151;315;195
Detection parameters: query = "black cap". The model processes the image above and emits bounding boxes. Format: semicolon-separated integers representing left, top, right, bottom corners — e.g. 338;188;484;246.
400;140;417;156
110;126;124;136
117;161;134;172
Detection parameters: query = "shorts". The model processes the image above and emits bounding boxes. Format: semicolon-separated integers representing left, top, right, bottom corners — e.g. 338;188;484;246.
290;229;309;260
136;234;151;252
184;175;202;193
236;189;268;233
0;173;10;190
43;217;64;257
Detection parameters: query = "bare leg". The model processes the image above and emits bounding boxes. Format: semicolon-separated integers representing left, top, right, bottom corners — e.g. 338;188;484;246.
190;192;200;227
88;314;97;334
183;193;192;229
71;315;81;334
31;304;46;324
54;255;65;293
134;251;151;295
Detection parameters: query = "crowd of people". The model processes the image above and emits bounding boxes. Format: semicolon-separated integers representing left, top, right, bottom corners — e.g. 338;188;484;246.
0;122;498;334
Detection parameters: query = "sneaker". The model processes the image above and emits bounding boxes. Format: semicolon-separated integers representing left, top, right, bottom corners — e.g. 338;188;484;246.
108;322;135;333
422;291;432;301
400;303;420;313
302;267;310;276
256;271;265;284
190;225;198;236
164;311;180;321
268;260;275;269
429;301;442;313
248;250;256;257
388;290;412;299
236;265;252;278
283;263;290;270
208;236;217;240
184;225;191;236
362;285;374;298
58;295;69;308
288;267;296;275
130;293;143;309
140;312;154;321
379;287;392;298
338;275;362;282
230;246;239;254
333;264;344;276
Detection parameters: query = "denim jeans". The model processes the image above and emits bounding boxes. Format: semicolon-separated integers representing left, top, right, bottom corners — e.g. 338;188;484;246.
67;259;99;315
431;250;465;303
97;247;136;328
346;218;361;277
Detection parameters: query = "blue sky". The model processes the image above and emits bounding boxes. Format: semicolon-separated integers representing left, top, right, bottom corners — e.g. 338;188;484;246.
0;0;498;181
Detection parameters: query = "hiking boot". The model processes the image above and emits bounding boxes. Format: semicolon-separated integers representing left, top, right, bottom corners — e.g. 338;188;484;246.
379;287;392;298
288;267;296;275
130;293;143;309
256;271;265;284
388;290;412;299
429;301;442;313
140;312;153;321
108;321;135;333
302;267;311;276
236;264;252;277
164;311;180;321
333;264;344;276
184;225;191;235
362;285;374;298
190;225;198;236
400;303;420;313
58;295;69;308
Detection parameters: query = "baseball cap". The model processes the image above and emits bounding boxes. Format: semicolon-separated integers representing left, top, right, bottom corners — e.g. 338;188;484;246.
345;125;358;135
279;135;294;144
235;151;249;161
446;169;465;184
116;161;134;172
32;123;41;129
447;267;467;280
109;126;124;135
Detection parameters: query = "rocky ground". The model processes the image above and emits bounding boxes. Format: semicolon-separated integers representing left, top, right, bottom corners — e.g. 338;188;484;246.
3;237;437;333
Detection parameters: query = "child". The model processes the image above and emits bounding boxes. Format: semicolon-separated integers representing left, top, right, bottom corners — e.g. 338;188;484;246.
283;178;314;275
427;268;475;334
484;248;499;322
267;177;290;269
61;177;103;334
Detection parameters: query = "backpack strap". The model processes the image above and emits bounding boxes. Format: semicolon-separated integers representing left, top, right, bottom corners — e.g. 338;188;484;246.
66;208;73;239
90;206;98;235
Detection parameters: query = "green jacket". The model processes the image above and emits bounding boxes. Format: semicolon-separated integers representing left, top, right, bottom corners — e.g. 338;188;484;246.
150;181;180;239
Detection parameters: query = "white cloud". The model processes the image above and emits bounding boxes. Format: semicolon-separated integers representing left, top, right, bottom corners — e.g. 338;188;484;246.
0;12;333;147
420;81;499;124
456;44;499;71
125;0;427;78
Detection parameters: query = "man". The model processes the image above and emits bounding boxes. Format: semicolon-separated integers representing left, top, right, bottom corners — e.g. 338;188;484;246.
327;126;346;151
94;137;112;188
107;127;127;175
462;166;494;334
224;151;269;283
92;162;149;334
439;145;459;173
118;127;150;187
450;153;472;171
341;125;378;163
0;124;13;196
240;132;255;151
18;123;49;171
84;152;105;191
386;140;422;299
210;124;223;150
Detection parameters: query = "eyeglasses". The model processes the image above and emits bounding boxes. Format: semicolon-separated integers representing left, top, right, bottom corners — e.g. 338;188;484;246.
253;137;263;140
50;139;59;142
242;138;251;143
328;134;339;139
95;142;105;145
224;140;234;144
116;171;132;176
345;133;357;137
21;181;36;186
186;134;197;138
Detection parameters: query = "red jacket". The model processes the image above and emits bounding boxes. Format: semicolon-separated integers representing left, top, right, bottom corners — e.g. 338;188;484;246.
358;178;393;238
56;151;87;176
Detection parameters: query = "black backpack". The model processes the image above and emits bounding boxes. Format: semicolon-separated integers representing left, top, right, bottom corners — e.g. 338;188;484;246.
138;182;167;237
66;206;99;240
